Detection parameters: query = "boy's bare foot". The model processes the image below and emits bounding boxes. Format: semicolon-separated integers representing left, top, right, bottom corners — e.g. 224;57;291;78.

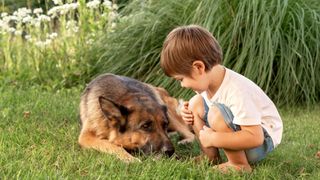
213;162;252;173
192;154;220;165
192;154;209;164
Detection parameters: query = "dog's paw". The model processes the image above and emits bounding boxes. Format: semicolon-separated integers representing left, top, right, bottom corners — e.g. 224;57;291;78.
177;138;195;145
168;131;179;138
121;155;141;163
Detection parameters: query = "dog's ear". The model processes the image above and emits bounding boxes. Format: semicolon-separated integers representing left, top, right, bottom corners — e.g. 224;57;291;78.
98;96;130;120
161;105;168;113
154;87;169;99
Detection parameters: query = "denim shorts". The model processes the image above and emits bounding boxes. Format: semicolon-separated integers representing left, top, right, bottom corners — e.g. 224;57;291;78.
202;98;274;164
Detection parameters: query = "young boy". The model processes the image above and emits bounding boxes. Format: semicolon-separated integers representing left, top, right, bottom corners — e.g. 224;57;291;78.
160;25;283;173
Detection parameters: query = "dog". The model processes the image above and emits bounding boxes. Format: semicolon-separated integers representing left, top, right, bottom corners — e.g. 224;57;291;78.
78;73;194;162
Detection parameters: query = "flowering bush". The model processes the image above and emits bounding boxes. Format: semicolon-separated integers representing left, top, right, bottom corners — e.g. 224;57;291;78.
0;0;118;88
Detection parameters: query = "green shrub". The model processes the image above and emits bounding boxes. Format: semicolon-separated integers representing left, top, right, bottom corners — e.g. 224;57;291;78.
0;0;118;88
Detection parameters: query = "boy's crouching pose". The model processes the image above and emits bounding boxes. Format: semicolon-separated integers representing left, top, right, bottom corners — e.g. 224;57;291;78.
160;25;283;173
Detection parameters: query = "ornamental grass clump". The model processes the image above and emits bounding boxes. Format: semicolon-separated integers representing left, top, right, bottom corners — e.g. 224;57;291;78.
90;0;320;105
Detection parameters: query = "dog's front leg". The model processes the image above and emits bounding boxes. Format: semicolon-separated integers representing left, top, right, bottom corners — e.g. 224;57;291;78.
78;132;141;163
167;112;195;144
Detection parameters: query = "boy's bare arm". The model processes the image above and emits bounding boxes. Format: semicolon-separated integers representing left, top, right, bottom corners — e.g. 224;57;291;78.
199;125;264;150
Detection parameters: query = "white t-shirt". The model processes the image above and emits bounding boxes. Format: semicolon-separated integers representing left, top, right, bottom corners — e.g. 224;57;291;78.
201;68;283;147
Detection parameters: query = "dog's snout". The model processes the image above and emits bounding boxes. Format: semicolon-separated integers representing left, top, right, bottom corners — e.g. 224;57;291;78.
162;142;175;157
164;148;175;157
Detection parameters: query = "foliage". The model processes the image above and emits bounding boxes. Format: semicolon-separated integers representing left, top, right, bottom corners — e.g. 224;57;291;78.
1;0;51;13
1;0;320;105
0;0;118;88
89;0;320;105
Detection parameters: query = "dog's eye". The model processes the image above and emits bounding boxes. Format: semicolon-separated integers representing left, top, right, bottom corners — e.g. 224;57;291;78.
163;121;169;129
141;121;153;131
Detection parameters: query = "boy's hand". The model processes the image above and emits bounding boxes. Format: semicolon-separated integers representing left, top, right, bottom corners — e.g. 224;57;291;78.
180;101;194;125
199;126;215;148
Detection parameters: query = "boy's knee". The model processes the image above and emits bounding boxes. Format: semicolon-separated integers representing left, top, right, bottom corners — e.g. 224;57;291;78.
188;95;206;132
207;106;231;132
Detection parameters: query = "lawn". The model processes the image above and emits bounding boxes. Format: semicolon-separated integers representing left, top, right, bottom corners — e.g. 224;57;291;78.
0;84;319;179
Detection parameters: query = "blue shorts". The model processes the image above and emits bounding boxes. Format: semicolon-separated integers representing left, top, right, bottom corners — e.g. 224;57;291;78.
202;98;274;164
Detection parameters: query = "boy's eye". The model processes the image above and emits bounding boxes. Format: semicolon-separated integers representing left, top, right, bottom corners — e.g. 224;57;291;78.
173;75;183;82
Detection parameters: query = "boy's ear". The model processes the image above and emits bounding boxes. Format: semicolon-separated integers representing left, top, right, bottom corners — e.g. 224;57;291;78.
192;60;206;74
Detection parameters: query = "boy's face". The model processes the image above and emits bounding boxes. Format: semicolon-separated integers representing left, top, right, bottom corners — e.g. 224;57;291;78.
173;64;209;94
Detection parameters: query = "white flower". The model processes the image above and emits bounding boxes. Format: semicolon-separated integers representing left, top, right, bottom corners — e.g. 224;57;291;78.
112;4;118;10
0;19;5;28
86;39;94;45
103;0;112;9
13;8;32;20
109;11;118;20
68;3;79;10
15;30;22;36
4;15;18;22
48;3;79;17
35;41;44;47
48;32;58;39
87;0;101;9
59;7;68;16
8;27;16;33
22;15;33;23
101;13;107;18
44;39;52;45
66;20;76;29
24;34;32;41
111;22;116;29
0;19;9;31
35;39;52;47
53;0;63;5
1;25;9;31
33;21;41;28
73;26;79;33
1;12;8;18
33;8;43;14
65;20;79;35
37;15;51;22
48;6;59;17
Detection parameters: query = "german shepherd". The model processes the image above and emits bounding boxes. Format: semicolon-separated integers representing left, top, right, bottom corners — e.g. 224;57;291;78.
78;73;194;162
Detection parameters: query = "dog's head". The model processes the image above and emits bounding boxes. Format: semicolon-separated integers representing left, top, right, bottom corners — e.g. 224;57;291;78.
98;96;174;156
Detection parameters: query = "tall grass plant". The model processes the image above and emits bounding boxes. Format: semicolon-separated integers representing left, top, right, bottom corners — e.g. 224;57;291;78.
90;0;320;105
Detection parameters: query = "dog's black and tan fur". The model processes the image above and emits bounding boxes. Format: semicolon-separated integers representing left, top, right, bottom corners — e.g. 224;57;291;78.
78;73;194;162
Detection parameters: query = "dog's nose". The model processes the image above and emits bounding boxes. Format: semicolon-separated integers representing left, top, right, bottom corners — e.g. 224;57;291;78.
164;148;175;157
162;142;175;157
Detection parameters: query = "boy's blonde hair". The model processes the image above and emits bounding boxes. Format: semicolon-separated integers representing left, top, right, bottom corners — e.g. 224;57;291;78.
160;25;222;77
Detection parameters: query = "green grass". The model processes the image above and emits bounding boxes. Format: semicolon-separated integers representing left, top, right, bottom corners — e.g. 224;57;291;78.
1;85;319;179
